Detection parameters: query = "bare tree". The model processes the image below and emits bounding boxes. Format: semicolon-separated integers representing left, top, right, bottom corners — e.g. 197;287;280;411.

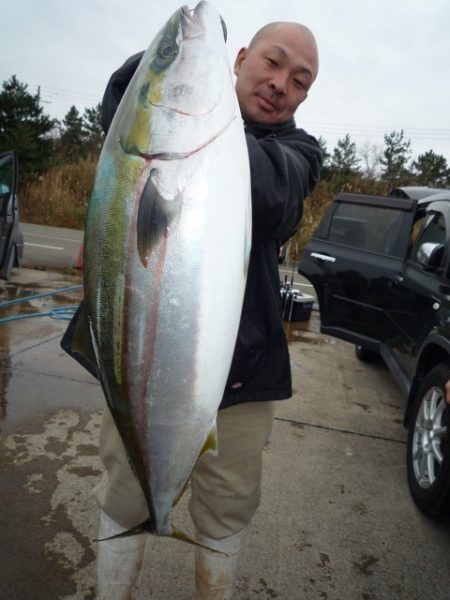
358;141;383;180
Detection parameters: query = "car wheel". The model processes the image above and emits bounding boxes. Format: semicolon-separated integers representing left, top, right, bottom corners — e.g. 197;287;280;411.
406;364;450;517
355;345;380;363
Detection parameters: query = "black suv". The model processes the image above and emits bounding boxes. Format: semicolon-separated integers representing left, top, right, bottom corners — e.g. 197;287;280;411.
0;150;23;280
298;186;450;518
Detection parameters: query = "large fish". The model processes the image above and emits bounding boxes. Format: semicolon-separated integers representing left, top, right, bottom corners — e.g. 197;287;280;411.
79;1;251;537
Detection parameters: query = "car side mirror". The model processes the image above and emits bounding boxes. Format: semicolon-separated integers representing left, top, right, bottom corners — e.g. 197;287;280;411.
416;242;445;270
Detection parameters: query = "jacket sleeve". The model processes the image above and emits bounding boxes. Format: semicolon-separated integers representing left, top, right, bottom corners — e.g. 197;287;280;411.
101;51;145;134
245;130;322;242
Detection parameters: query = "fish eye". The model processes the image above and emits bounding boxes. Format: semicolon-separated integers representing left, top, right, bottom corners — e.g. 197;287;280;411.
160;43;178;59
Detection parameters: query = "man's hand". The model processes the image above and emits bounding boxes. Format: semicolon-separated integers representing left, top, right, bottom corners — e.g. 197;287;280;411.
445;380;450;404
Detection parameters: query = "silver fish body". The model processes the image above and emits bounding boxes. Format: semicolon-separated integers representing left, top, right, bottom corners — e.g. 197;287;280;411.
84;1;251;536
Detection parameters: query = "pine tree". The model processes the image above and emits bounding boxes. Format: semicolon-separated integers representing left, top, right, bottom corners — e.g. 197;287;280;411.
330;134;360;177
82;104;104;154
381;130;412;185
59;105;86;160
0;75;56;181
411;150;449;188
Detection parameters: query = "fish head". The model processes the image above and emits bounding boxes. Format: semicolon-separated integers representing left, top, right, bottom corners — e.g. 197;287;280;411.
117;1;236;159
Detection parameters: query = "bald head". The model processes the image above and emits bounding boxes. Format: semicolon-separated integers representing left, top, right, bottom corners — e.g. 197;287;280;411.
248;22;319;81
234;21;319;124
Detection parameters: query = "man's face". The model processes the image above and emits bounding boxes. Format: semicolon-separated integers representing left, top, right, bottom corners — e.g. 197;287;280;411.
234;24;318;124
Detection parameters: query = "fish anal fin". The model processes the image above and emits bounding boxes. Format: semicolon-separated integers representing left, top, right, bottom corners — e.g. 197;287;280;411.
172;424;218;508
199;423;218;458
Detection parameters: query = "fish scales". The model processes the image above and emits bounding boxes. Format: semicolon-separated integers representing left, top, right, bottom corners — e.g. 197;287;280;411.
83;1;251;537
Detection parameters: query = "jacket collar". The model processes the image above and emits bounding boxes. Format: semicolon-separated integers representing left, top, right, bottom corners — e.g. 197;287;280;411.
244;117;296;138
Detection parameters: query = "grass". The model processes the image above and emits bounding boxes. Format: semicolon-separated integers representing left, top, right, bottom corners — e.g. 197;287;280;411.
20;155;98;229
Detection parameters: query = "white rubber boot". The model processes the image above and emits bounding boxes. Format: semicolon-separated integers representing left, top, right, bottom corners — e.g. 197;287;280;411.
96;510;146;600
195;529;245;600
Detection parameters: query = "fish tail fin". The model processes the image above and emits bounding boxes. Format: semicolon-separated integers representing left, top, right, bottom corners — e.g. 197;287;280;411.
95;520;229;555
171;527;229;556
95;518;153;542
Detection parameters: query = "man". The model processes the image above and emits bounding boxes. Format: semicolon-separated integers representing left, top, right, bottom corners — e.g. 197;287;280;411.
64;19;321;600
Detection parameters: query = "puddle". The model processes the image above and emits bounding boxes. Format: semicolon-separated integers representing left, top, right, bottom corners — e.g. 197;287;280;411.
0;282;82;332
284;313;335;345
0;281;83;430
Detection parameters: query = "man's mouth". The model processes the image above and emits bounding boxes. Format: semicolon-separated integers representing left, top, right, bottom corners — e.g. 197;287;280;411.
256;95;277;112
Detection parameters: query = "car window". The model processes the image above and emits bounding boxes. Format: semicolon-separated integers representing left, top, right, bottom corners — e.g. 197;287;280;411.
409;214;427;247
409;212;446;268
320;201;408;256
0;154;13;196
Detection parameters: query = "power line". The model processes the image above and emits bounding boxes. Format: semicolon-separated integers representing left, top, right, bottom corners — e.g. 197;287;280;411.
302;120;450;134
26;84;450;138
22;83;450;149
27;83;100;105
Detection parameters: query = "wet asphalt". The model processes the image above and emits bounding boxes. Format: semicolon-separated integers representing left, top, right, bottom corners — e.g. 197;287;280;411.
1;261;450;600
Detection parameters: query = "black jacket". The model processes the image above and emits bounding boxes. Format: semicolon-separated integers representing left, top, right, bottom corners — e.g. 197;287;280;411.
222;119;321;408
62;53;322;410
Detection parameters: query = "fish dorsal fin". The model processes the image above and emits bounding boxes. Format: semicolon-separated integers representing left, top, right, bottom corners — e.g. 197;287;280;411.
137;168;181;267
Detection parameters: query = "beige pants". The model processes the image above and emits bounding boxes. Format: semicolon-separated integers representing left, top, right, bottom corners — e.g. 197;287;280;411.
93;401;275;539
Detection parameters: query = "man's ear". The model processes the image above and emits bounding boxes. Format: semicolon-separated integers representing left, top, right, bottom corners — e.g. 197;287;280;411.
233;47;247;76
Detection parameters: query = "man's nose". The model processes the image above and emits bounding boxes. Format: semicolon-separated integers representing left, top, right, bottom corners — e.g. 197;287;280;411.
269;71;288;94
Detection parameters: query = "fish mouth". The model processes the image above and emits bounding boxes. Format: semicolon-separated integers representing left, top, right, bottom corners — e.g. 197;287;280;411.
146;3;227;118
180;4;205;40
181;2;227;41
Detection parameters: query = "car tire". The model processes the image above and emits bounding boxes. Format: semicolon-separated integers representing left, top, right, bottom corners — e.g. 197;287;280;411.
406;364;450;517
355;345;380;363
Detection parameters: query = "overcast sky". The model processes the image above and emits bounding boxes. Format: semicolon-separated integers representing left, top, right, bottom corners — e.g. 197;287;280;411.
3;0;450;161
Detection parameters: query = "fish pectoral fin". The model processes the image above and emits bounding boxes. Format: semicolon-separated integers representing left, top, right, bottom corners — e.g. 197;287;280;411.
137;168;181;267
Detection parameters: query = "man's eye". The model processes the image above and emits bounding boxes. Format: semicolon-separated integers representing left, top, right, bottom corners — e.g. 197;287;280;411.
266;57;278;67
293;79;306;90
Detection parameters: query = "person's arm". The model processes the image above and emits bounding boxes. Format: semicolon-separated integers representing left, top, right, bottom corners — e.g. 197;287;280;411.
101;52;144;134
245;129;322;242
100;54;322;244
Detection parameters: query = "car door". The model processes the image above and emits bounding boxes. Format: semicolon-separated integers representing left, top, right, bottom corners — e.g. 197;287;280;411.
0;150;19;280
389;203;450;376
298;192;416;347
